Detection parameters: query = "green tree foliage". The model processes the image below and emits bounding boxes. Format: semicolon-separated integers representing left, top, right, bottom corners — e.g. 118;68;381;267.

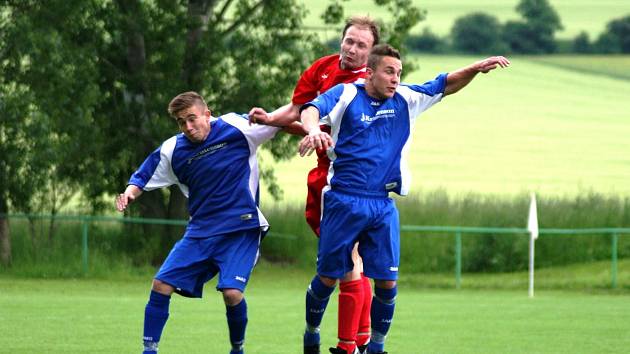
1;0;425;263
595;14;630;53
1;0;319;263
405;27;447;53
503;0;563;54
572;31;591;53
451;12;506;54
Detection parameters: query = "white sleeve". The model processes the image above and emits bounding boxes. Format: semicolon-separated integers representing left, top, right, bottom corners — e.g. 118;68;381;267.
221;113;281;148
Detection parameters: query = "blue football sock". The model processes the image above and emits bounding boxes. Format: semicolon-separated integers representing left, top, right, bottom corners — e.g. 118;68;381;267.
368;286;397;353
226;298;248;353
304;275;335;346
142;290;171;353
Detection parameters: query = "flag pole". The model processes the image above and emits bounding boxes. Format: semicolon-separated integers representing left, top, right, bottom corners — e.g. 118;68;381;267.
527;193;538;298
528;232;535;298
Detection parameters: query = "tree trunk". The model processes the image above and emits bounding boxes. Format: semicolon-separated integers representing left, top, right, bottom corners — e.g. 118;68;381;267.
136;189;169;264
182;0;215;89
0;199;11;267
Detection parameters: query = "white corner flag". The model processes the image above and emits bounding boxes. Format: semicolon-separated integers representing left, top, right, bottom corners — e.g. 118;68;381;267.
528;193;538;298
528;194;539;240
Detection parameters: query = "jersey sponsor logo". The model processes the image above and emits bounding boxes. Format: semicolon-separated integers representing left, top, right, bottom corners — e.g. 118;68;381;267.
187;142;228;164
360;109;396;123
235;276;247;283
389;266;398;272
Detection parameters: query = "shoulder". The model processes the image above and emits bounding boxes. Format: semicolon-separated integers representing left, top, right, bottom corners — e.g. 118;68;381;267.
398;73;448;97
220;112;281;140
164;134;181;152
219;112;248;125
312;54;340;66
306;54;340;73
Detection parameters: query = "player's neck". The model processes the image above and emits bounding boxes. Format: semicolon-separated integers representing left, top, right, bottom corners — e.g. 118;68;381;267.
365;84;386;101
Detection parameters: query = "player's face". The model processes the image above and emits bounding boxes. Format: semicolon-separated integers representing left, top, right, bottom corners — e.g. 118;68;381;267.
366;56;402;100
339;25;374;70
176;104;211;143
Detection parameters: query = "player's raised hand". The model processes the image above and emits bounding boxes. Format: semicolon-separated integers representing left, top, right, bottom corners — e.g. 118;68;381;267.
476;56;510;73
248;107;269;125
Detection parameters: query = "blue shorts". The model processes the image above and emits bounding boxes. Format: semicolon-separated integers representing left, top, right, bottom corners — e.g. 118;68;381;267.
318;190;400;281
155;228;261;298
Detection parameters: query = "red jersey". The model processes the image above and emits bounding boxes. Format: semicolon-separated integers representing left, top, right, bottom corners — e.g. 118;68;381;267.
295;54;367;235
292;54;367;106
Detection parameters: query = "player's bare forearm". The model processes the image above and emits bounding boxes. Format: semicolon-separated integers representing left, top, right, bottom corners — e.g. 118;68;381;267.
282;121;307;136
115;185;143;212
300;106;321;135
248;103;300;127
444;56;510;96
299;106;333;156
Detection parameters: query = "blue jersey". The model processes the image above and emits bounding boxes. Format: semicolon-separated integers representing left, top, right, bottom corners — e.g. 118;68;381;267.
128;113;280;238
304;74;447;196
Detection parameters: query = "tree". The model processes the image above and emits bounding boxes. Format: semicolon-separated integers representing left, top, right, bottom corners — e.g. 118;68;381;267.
573;31;591;53
451;12;506;54
503;0;563;54
596;14;630;53
1;0;319;263
1;0;426;263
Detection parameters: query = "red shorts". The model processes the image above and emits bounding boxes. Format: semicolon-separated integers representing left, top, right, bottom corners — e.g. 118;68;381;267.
305;159;329;237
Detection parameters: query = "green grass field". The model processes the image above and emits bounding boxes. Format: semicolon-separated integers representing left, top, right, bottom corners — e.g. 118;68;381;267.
300;0;630;40
2;262;630;353
260;54;630;204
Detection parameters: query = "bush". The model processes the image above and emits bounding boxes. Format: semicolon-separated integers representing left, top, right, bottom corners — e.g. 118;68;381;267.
450;12;507;54
406;27;449;53
503;0;563;54
572;31;592;53
595;14;630;53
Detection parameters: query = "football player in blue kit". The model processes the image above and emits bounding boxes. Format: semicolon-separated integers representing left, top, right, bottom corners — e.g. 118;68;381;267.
115;91;281;354
298;44;509;354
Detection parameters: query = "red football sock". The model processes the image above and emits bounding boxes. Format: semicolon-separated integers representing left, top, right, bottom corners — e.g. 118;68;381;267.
337;278;364;352
356;274;372;347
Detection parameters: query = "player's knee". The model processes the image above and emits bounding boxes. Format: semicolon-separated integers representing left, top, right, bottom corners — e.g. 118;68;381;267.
374;279;396;290
222;288;244;306
318;274;338;287
151;279;175;295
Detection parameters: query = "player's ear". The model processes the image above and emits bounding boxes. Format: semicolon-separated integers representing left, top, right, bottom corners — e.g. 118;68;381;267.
204;109;211;118
366;67;374;81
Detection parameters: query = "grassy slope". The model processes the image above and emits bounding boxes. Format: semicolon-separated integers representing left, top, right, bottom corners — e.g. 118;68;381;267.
300;0;630;39
260;55;630;204
1;261;629;353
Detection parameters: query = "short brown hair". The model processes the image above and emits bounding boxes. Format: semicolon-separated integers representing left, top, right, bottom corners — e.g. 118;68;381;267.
367;44;401;70
341;15;380;46
167;91;207;118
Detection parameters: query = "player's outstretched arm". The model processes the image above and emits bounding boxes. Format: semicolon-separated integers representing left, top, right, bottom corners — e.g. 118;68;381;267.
115;185;143;212
248;103;301;127
299;106;333;157
444;56;510;96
